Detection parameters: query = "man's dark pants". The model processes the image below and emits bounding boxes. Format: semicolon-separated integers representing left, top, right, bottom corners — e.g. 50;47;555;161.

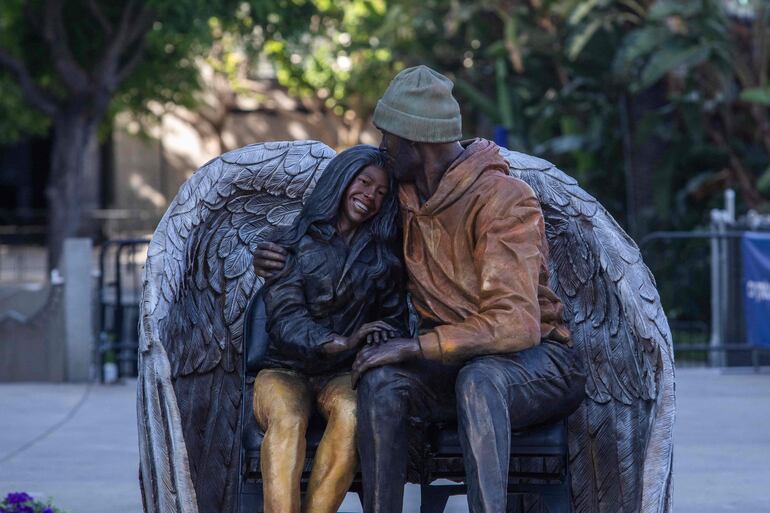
357;340;586;513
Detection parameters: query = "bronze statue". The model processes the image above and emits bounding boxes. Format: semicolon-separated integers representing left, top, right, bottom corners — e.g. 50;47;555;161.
254;144;405;513
349;135;586;513
138;67;674;513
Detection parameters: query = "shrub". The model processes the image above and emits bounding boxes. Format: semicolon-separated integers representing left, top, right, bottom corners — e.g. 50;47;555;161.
0;492;66;513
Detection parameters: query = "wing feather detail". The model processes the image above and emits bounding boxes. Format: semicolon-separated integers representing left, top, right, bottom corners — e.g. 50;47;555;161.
138;141;336;513
500;148;675;513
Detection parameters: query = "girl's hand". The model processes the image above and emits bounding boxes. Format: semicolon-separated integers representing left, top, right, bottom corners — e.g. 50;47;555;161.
322;321;397;354
353;320;397;347
364;323;399;346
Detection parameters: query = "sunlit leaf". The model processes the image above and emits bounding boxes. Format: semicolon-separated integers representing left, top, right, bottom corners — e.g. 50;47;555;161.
648;0;703;20
758;167;770;197
567;18;603;60
569;0;603;25
740;87;770;106
614;26;671;75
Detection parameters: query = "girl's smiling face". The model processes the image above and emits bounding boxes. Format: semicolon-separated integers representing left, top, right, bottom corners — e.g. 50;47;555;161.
338;165;390;230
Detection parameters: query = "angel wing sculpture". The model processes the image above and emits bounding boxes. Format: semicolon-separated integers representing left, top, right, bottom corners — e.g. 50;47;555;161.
137;141;335;513
137;140;674;513
501;148;675;513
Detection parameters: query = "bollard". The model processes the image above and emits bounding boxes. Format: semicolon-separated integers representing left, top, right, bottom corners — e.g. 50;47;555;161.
62;238;94;382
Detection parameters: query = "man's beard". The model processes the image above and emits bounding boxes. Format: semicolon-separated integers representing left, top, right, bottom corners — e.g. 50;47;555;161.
381;152;397;174
392;147;419;183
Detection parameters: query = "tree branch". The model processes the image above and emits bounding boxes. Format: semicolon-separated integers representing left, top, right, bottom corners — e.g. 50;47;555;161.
92;0;135;85
111;0;149;54
87;0;113;36
0;48;58;117
95;0;154;91
116;0;141;40
115;37;147;84
125;7;155;45
42;0;90;92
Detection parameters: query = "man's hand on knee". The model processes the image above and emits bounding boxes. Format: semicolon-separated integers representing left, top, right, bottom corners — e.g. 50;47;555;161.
351;337;420;387
253;241;289;278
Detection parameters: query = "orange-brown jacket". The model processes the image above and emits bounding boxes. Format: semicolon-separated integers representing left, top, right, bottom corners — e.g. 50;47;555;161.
399;138;570;363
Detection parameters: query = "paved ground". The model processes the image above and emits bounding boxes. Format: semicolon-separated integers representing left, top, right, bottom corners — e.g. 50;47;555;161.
672;368;770;512
1;368;768;513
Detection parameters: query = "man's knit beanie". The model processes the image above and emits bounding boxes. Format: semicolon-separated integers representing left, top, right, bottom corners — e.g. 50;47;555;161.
373;65;462;143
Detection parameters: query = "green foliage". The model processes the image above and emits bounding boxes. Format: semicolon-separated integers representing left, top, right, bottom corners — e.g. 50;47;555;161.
741;87;770;106
0;2;51;141
267;0;767;229
614;0;731;91
258;0;764;325
4;0;767;224
0;77;49;144
758;166;770;197
3;0;769;322
0;0;315;142
261;0;402;118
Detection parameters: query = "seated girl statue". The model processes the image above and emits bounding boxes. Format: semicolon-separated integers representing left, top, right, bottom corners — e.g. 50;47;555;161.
253;144;406;513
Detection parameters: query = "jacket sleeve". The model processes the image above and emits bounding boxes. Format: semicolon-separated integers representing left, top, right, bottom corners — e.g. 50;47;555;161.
263;255;335;361
418;183;544;363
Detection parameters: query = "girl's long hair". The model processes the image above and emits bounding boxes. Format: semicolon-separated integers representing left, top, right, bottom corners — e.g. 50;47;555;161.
270;144;401;282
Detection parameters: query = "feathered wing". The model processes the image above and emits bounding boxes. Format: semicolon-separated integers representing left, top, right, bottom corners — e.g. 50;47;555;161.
137;140;336;513
500;148;675;513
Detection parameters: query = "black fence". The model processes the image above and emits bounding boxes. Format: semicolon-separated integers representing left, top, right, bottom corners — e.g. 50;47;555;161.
94;227;770;380
640;230;770;369
96;239;150;381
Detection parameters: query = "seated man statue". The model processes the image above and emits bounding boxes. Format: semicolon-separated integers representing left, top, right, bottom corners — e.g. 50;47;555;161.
256;65;587;513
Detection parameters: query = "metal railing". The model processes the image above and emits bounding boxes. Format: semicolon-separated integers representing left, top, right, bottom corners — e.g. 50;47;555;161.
96;238;150;381
91;201;770;377
639;198;770;370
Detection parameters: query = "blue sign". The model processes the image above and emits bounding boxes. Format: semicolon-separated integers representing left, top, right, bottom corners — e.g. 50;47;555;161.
742;232;770;347
493;126;509;148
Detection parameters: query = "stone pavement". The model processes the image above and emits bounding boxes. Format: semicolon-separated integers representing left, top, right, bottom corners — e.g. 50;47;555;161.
1;368;768;513
672;368;770;512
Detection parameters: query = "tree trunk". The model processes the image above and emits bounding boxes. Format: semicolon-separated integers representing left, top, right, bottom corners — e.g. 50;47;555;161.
621;85;668;238
46;105;101;268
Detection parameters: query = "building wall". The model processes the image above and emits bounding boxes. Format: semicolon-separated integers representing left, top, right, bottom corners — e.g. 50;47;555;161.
110;81;378;236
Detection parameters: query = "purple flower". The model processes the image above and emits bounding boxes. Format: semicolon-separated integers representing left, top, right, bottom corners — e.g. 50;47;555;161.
18;507;34;513
5;493;32;505
42;508;54;513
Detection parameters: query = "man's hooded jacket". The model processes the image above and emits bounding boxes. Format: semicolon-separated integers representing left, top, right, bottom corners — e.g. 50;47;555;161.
399;139;570;363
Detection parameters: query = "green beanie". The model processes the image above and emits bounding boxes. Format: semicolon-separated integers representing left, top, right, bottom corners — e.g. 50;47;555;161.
373;65;462;143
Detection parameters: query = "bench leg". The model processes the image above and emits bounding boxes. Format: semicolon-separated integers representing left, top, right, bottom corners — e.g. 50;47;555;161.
541;491;570;513
239;481;264;513
540;468;571;513
420;484;451;513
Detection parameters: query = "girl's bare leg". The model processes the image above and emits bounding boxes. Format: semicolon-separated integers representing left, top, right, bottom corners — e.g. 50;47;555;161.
303;373;358;513
253;369;312;513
